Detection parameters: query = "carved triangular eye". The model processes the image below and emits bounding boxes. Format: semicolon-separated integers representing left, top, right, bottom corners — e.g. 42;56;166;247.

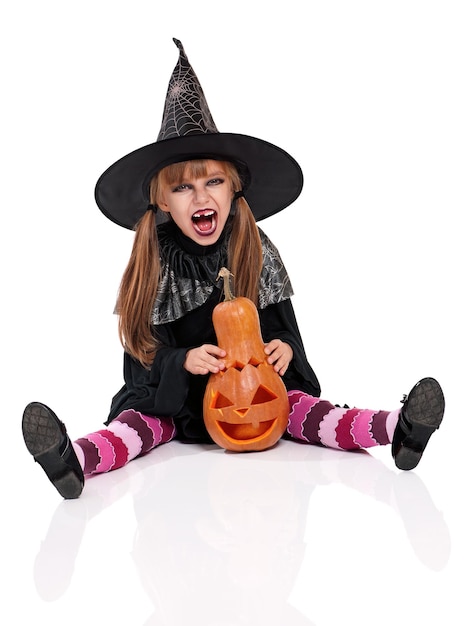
252;385;277;405
212;392;233;409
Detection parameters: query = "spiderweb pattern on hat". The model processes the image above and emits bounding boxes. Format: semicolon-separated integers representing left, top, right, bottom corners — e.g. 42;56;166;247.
157;38;218;141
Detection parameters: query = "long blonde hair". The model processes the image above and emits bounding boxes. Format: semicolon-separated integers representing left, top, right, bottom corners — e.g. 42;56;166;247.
116;159;263;367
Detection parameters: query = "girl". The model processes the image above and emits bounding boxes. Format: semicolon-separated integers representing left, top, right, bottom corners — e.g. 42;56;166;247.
22;40;444;499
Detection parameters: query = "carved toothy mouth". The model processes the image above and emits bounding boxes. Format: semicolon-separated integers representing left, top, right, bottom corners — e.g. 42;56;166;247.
215;419;277;442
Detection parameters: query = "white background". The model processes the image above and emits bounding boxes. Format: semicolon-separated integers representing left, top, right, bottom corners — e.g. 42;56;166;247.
1;1;470;625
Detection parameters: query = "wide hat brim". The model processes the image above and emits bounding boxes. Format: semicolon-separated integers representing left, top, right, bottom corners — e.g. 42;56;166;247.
94;132;303;230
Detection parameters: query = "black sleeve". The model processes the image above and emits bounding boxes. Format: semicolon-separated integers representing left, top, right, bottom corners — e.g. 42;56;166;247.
106;345;190;423
105;293;218;442
259;299;321;397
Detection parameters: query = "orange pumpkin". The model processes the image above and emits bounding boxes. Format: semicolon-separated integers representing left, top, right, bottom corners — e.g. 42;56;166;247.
203;268;289;452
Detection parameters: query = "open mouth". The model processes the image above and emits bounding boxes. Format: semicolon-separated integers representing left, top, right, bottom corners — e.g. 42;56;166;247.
192;210;217;236
215;419;277;442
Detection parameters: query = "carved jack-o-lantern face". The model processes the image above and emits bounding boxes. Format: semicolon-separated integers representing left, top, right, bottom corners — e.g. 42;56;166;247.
203;269;289;452
203;360;289;451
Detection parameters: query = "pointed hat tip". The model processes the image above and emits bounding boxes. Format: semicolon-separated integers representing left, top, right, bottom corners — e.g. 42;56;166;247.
172;38;187;60
172;38;184;51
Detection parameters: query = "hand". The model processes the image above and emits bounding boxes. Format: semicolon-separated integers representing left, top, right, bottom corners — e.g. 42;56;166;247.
264;339;293;376
184;344;226;375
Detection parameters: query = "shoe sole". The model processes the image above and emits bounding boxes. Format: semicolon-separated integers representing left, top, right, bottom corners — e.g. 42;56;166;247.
394;378;445;471
22;402;83;499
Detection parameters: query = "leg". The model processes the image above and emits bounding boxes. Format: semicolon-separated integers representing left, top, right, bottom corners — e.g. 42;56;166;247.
22;403;177;499
286;392;400;450
286;377;444;470
73;409;177;476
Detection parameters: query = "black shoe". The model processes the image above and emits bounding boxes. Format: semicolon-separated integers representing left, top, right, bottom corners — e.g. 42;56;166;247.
22;402;84;499
392;378;445;471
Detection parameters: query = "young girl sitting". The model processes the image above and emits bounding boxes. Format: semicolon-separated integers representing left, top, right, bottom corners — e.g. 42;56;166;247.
22;39;444;499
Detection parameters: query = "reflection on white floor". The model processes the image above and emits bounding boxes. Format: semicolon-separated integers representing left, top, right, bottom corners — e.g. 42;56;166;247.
5;430;468;626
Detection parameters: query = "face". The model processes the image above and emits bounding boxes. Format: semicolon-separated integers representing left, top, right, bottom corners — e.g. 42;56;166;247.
158;160;233;245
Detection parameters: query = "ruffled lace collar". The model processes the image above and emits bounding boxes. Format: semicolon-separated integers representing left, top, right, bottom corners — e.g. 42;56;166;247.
151;219;293;325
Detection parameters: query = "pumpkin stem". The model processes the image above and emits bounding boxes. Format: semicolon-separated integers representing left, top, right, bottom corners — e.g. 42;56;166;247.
217;267;235;301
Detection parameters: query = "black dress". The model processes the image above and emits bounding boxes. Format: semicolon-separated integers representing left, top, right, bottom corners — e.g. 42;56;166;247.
106;220;321;442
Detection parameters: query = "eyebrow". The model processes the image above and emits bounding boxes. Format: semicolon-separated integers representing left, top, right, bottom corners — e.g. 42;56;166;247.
176;170;227;184
202;170;226;178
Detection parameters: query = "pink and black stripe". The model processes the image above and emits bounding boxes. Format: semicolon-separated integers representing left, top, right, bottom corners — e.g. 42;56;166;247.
70;391;400;476
72;409;177;476
286;390;400;450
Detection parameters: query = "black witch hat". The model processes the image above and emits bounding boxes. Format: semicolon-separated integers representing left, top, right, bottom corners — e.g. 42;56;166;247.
95;39;303;229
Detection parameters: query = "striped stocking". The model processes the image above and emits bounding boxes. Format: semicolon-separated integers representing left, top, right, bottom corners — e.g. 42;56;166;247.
72;409;177;476
286;390;401;450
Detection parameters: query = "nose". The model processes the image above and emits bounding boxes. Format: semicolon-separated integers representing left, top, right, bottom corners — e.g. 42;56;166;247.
193;184;209;204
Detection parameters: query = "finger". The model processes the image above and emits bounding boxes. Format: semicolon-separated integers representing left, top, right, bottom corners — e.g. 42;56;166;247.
205;357;226;373
268;348;283;366
204;345;226;359
264;340;278;355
